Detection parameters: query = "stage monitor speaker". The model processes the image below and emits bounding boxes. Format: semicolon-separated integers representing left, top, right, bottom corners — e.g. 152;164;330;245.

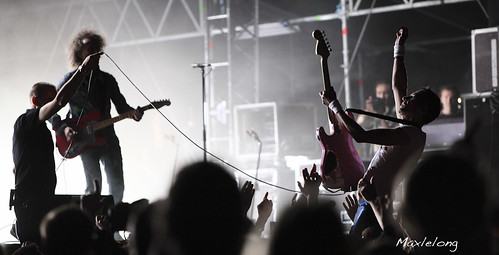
277;104;319;157
233;102;319;159
464;94;499;173
53;194;114;208
234;102;278;159
472;27;499;93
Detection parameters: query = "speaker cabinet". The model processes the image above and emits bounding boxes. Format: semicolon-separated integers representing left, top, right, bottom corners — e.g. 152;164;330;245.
472;27;499;93
464;94;499;173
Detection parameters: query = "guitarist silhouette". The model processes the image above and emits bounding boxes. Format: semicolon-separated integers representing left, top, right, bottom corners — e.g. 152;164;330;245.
320;27;442;237
313;30;365;191
56;29;145;204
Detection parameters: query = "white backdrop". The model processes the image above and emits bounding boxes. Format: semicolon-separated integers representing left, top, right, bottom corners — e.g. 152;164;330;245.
0;1;210;242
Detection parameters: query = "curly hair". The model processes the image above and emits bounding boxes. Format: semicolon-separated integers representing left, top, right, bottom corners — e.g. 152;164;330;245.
68;29;106;68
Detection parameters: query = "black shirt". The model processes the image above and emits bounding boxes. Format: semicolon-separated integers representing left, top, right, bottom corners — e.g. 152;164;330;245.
58;69;134;137
13;108;56;200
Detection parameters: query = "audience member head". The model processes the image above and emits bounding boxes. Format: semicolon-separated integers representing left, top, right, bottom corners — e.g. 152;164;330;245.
439;85;460;117
375;81;392;102
400;150;492;254
371;81;394;113
270;204;347;255
127;201;154;255
399;87;441;126
108;199;149;232
162;161;246;255
69;29;106;68
40;205;93;255
29;82;56;108
0;244;7;255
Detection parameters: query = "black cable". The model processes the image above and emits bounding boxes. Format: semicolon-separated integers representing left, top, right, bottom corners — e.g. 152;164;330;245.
56;70;94;172
325;187;346;195
104;53;351;196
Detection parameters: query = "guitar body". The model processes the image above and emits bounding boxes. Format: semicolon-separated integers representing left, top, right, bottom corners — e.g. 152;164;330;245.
317;112;365;190
313;30;365;190
56;110;106;159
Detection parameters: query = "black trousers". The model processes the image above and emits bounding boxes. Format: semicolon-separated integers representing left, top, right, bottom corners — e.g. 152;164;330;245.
14;194;55;244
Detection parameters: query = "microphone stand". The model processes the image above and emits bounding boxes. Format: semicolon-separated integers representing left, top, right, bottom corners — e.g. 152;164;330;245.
193;65;209;162
254;133;262;191
202;67;207;162
249;131;262;219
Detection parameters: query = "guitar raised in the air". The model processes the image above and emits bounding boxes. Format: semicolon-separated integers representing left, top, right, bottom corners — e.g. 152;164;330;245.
55;99;170;159
313;30;365;191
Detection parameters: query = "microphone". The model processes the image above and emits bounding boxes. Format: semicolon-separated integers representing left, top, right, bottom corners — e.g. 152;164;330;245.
246;130;261;143
191;63;211;68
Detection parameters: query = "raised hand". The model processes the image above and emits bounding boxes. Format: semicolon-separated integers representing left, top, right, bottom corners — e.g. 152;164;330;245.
342;193;359;221
297;164;322;205
291;193;298;207
240;181;255;215
365;96;376;113
256;192;273;224
319;90;337;106
394;26;408;46
80;51;103;73
95;214;111;232
254;192;273;234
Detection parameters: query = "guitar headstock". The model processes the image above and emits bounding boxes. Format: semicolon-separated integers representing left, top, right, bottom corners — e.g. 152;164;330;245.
151;99;171;109
313;30;331;59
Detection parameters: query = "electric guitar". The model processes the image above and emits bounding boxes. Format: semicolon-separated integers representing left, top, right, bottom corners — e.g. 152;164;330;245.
56;99;171;159
313;30;365;190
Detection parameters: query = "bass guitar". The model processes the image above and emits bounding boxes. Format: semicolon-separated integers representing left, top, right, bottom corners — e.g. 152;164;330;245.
56;99;170;159
313;30;365;191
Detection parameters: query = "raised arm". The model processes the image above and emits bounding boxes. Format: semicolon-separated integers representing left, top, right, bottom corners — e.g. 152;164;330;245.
392;27;408;119
319;91;409;146
38;52;102;122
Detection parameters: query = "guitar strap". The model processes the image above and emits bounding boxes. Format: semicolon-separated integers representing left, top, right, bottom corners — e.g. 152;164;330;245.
345;108;418;126
57;70;95;162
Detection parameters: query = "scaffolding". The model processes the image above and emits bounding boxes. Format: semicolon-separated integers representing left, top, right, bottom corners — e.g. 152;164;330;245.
10;0;475;159
199;0;474;160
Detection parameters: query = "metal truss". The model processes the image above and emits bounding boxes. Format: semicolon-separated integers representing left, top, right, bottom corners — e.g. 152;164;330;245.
6;0;475;159
105;0;474;48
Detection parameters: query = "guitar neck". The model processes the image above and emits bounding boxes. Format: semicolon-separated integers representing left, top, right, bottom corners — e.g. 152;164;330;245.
321;57;339;125
92;105;153;132
321;57;334;94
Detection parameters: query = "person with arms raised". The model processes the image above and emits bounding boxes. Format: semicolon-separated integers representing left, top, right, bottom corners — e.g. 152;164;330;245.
319;26;441;237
